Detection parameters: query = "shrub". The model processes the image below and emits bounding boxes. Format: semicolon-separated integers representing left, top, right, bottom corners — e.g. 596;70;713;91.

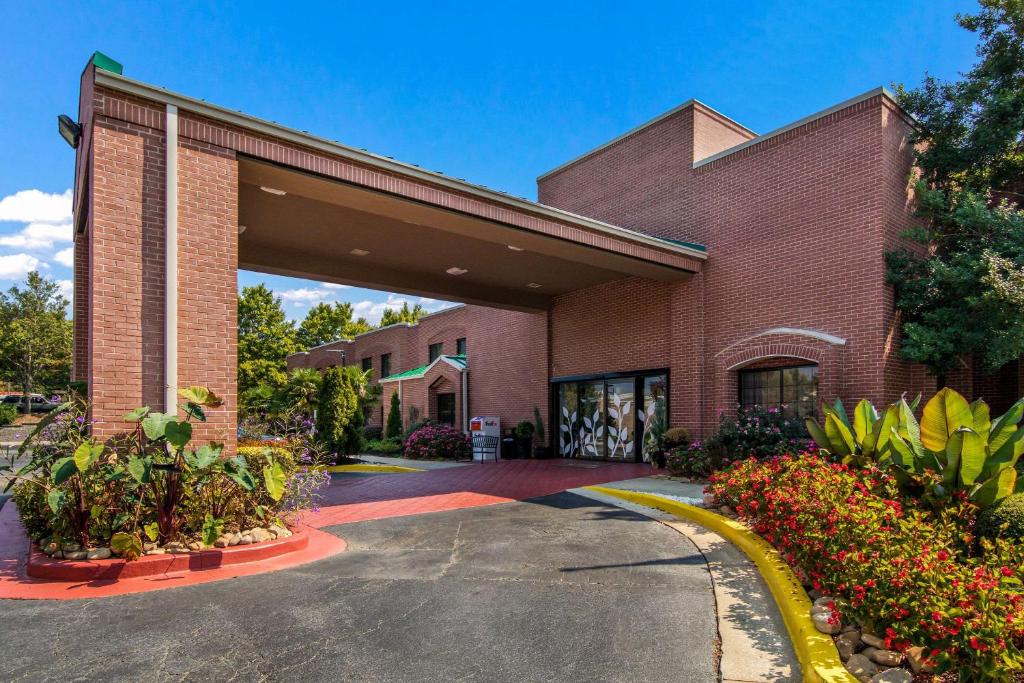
363;425;383;441
403;423;470;460
366;438;402;454
514;420;535;439
806;389;1024;509
385;392;403;440
662;427;690;449
977;493;1024;541
0;403;17;427
707;455;1024;680
316;366;358;455
665;443;713;478
703;405;810;466
404;417;436;441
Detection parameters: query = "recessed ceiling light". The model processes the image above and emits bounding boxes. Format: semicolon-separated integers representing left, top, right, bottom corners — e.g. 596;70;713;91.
527;282;542;288
507;245;524;252
238;224;247;235
446;266;468;276
350;248;371;256
259;186;287;196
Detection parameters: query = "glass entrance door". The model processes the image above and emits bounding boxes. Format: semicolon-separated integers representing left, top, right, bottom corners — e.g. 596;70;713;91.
555;371;667;461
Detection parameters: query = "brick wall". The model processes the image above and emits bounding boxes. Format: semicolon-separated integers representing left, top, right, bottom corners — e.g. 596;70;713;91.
289;304;547;434
540;94;921;436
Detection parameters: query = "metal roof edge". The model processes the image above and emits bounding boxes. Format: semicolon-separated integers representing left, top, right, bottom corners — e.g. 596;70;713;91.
93;70;706;263
379;354;468;383
692;87;894;169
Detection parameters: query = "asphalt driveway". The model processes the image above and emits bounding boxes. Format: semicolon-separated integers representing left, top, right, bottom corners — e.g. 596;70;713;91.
0;492;717;682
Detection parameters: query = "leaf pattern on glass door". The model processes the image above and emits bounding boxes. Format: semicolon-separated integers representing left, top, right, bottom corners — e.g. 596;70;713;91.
560;405;578;457
606;389;633;458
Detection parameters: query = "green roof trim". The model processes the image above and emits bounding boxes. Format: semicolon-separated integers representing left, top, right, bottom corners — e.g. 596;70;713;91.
656;237;707;252
380;355;467;382
91;51;123;75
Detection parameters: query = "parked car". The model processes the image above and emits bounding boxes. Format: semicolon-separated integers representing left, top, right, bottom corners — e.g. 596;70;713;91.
1;394;61;412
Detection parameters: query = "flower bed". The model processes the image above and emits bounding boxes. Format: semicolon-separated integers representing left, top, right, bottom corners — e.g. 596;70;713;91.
707;454;1024;680
3;387;331;566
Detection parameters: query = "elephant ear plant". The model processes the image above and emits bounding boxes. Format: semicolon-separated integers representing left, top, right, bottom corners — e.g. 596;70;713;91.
1;385;290;562
806;388;1024;509
117;386;256;553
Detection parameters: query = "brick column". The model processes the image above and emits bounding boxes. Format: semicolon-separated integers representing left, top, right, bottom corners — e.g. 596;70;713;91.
86;119;238;450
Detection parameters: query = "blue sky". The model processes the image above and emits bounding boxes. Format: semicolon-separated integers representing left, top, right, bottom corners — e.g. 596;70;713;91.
0;0;979;322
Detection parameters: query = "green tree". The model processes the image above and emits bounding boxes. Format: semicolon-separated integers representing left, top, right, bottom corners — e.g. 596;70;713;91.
282;367;322;418
238;284;296;392
887;0;1024;377
296;301;372;349
385;391;402;439
380;302;427;326
316;366;358;457
0;272;72;412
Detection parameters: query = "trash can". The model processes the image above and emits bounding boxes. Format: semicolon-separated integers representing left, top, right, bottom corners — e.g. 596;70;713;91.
501;432;518;459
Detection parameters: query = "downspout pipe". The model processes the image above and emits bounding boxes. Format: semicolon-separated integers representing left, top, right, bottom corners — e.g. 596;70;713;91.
461;370;468;433
164;104;178;414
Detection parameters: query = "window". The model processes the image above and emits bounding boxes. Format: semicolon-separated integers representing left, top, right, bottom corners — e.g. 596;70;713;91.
428;343;443;363
380;353;391;378
436;393;456;425
739;364;818;418
361;357;372;372
456;337;467;356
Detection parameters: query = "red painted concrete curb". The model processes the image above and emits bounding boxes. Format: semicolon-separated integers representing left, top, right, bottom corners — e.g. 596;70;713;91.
0;502;347;600
26;529;309;581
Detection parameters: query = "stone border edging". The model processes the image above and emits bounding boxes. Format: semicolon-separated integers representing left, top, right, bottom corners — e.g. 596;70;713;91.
322;464;424;473
27;528;309;581
584;486;858;683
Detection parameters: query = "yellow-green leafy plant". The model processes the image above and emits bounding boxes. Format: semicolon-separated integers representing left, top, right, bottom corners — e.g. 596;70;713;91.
806;389;1024;508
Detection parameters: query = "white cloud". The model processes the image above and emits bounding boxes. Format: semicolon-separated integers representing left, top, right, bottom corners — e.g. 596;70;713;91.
321;282;350;289
0;189;72;224
57;279;73;301
0;222;73;250
279;287;334;304
352;294;456;325
53;247;75;267
0;253;42;279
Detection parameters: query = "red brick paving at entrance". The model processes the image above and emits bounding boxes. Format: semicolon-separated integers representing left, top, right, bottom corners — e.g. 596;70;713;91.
0;459;651;600
308;459;653;527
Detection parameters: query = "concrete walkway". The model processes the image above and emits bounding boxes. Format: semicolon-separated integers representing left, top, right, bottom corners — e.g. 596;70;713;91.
357;453;468;470
574;477;799;683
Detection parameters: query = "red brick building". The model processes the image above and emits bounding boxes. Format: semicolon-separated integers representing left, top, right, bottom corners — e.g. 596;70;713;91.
70;53;1014;461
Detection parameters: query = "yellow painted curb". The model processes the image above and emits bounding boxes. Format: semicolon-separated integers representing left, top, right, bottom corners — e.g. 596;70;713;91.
320;464;424;473
584;486;857;683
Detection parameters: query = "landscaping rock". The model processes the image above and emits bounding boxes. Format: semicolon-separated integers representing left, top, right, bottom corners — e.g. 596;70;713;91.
64;550;88;561
812;611;841;634
213;535;231;548
869;648;903;667
269;525;292;539
61;543;80;553
237;534;253;545
836;630;861;661
41;541;59;556
164;541;190;554
861;632;885;649
702;493;715;507
187;541;202;551
250;528;273;543
143;542;158;552
845;653;879;682
86;547;111;560
906;646;935;674
718;505;734;516
870;668;912;683
145;548;166;555
807;589;822;601
228;533;242;546
813;595;836;607
811;603;832;616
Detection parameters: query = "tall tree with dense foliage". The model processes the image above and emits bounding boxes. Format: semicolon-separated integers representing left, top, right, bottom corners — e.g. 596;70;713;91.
887;0;1024;378
379;302;427;326
0;272;72;412
237;284;297;392
295;301;371;349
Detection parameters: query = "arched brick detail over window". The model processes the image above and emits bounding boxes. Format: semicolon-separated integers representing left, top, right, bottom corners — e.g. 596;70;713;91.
712;329;846;421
